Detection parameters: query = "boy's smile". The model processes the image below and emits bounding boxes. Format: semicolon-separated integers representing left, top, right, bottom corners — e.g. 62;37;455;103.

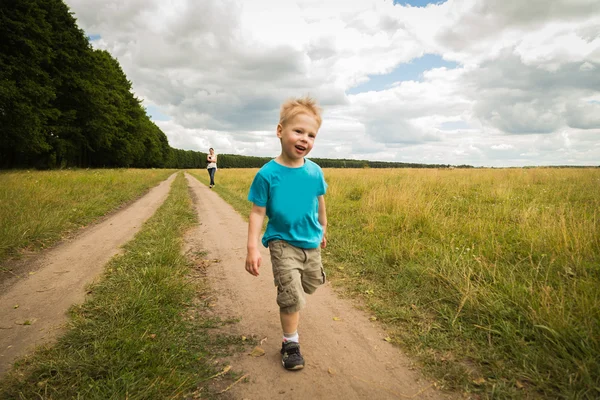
277;113;319;167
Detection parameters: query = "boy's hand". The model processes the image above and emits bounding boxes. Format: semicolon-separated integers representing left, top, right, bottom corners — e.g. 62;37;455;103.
245;248;262;276
321;234;327;248
246;204;265;276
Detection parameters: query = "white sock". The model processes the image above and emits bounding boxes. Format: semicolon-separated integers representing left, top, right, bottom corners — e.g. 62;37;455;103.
283;331;299;343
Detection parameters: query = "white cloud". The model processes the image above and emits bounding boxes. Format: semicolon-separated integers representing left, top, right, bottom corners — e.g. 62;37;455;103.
491;144;514;150
580;62;595;71
64;0;600;167
565;101;600;129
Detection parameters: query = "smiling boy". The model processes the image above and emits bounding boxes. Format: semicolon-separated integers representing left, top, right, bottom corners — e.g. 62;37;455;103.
245;96;328;370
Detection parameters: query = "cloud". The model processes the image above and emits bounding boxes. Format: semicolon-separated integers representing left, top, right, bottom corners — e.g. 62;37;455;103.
63;0;600;167
491;144;514;150
580;62;595;71
467;53;600;134
434;1;600;62
565;101;600;129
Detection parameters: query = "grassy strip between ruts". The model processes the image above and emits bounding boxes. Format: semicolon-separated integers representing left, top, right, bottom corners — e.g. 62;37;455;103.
0;172;248;399
187;167;600;399
0;169;175;264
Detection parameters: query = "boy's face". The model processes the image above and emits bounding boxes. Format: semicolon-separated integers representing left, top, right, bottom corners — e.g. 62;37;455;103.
277;113;319;162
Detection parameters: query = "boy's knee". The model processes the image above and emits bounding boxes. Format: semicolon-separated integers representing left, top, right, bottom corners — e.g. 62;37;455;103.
302;249;326;294
271;241;325;312
302;270;325;294
276;272;305;312
279;300;305;314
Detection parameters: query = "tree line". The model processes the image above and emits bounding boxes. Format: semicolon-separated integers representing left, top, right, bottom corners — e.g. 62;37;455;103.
1;0;181;169
168;153;456;169
1;0;456;170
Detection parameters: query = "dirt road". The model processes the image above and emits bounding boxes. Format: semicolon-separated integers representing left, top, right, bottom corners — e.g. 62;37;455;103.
0;174;176;375
185;173;452;400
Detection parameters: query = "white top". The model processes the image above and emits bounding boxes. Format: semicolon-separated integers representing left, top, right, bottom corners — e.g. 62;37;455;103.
207;154;217;169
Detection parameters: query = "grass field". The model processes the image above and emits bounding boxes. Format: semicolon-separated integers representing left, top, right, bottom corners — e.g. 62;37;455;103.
0;173;248;399
190;167;600;399
0;169;174;264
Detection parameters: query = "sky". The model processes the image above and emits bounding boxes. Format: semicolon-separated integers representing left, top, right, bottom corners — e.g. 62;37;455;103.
67;0;600;167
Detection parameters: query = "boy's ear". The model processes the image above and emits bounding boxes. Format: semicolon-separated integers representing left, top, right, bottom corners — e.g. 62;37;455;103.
276;123;283;138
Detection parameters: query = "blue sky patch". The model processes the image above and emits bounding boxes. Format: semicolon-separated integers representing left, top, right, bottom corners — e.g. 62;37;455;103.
440;120;470;131
393;0;447;7
146;105;171;121
88;34;101;41
347;54;458;94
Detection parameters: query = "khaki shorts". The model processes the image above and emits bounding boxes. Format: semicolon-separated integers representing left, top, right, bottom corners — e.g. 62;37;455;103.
268;240;326;314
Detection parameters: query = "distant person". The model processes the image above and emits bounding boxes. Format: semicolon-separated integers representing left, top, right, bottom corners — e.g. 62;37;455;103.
207;148;217;188
245;96;328;371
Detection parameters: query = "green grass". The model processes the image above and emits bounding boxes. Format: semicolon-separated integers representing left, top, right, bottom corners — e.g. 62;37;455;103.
190;167;600;399
0;172;248;399
0;169;175;263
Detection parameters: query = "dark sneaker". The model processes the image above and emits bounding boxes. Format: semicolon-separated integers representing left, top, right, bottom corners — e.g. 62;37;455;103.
280;341;305;370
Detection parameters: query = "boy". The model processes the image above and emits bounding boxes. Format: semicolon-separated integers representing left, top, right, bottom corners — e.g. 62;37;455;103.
245;96;328;371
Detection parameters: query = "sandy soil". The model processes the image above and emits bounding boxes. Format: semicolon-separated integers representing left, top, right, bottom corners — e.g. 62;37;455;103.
0;174;176;375
185;173;454;400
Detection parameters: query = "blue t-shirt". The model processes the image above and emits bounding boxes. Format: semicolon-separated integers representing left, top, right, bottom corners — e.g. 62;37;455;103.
248;159;327;249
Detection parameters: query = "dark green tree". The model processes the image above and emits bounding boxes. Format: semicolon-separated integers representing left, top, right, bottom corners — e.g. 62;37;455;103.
0;0;56;167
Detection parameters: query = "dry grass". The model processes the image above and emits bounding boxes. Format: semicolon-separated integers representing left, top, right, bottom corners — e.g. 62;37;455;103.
0;169;174;263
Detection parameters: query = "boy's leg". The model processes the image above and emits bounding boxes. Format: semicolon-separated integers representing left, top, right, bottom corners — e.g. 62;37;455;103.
280;310;304;370
301;246;326;294
280;311;299;340
269;241;306;370
277;245;326;368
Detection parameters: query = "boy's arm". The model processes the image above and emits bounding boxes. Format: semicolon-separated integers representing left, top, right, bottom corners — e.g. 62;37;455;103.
318;195;327;248
245;204;266;276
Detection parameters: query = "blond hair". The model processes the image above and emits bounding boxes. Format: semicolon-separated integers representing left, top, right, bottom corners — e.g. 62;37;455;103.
279;96;323;129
